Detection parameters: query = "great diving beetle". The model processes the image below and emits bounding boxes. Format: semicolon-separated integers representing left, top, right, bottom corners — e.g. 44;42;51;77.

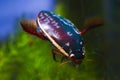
20;10;103;64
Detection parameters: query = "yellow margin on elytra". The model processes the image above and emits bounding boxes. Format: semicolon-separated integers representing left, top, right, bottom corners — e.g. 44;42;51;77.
37;17;69;57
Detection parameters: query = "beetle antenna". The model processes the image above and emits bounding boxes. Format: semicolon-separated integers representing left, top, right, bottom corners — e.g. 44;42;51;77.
84;58;96;62
59;60;71;66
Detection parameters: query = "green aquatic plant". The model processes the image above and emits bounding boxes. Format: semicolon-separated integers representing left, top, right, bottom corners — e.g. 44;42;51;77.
0;29;104;80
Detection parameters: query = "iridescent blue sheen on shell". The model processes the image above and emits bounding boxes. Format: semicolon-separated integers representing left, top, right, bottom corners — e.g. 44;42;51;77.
37;10;84;59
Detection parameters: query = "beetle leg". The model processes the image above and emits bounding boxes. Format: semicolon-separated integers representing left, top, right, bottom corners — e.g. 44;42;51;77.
36;27;50;40
61;56;68;62
80;17;104;35
52;49;56;61
52;49;63;62
20;20;46;40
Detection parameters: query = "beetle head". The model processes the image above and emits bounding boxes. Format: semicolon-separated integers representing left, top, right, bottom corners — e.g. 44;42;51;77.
70;51;85;64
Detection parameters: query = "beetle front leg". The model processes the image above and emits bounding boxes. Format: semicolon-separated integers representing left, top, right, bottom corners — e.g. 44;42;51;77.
61;56;68;62
52;49;63;62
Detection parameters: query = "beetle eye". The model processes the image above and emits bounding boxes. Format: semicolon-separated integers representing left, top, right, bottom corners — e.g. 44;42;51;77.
70;54;75;58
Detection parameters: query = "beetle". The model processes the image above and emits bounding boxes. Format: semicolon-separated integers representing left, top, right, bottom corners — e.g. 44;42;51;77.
20;10;103;64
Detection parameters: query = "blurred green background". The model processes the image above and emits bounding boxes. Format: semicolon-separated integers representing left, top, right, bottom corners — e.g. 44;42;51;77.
0;0;120;80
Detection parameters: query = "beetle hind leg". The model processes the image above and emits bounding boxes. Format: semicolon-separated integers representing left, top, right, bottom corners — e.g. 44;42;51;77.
20;20;47;40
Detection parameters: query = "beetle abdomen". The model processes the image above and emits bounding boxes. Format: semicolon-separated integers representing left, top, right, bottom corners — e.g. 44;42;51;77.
37;11;85;59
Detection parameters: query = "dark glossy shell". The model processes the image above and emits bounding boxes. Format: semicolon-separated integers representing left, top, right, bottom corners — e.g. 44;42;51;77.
37;11;84;59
